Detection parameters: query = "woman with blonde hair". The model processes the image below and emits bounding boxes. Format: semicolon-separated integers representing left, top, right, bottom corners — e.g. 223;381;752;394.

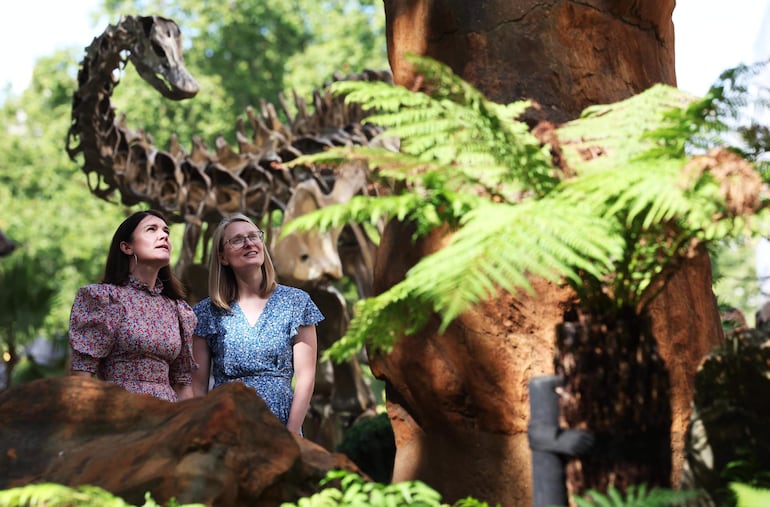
191;213;322;434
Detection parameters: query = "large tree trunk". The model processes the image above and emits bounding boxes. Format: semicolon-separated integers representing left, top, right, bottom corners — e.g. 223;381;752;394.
372;1;723;505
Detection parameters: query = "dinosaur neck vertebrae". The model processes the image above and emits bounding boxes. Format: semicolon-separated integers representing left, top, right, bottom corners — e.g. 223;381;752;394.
67;15;391;228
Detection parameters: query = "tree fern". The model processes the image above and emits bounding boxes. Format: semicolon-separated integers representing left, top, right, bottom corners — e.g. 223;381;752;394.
557;84;768;314
318;197;620;359
287;55;764;361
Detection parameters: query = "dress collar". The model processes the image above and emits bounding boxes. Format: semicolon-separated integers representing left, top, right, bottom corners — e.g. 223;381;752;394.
128;274;164;296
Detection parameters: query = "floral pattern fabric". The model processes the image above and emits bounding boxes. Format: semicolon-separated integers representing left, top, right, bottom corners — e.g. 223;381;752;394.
69;276;197;402
193;284;324;425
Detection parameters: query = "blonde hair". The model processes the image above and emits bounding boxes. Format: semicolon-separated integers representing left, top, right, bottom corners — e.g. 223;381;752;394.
208;213;277;311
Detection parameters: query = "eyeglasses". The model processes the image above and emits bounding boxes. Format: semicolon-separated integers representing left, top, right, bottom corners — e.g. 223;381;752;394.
224;230;264;249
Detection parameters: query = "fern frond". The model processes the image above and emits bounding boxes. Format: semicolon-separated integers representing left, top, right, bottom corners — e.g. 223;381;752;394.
573;484;701;507
402;199;619;329
306;57;763;350
331;56;560;197
0;483;191;507
324;281;433;361
558;158;695;229
282;188;482;243
323;197;622;360
560;84;698;167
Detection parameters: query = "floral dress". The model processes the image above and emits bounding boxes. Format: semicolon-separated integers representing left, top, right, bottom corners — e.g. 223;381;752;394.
68;276;197;402
193;284;324;425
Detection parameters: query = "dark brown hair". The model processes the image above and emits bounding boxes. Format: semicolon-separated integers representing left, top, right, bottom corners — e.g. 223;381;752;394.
102;209;186;300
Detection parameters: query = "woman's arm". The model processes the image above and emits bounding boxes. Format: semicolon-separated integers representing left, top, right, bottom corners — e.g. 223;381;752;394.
71;370;95;377
191;335;212;397
174;382;194;401
287;324;318;435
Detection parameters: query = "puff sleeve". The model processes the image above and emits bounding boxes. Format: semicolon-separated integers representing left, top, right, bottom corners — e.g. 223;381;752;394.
290;289;324;340
168;299;198;385
192;298;218;344
68;284;123;374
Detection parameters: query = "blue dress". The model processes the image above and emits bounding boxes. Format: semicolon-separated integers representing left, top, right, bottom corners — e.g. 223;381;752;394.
193;284;324;425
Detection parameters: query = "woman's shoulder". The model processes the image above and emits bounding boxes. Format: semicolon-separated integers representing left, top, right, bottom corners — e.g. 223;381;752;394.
274;284;311;299
193;297;232;319
273;284;323;326
76;282;118;300
71;283;124;321
192;297;213;313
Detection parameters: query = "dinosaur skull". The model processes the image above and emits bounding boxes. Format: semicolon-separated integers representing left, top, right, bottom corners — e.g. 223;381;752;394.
272;161;368;288
128;16;199;100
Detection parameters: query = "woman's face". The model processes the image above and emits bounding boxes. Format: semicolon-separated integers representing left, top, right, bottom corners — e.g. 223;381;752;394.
123;214;171;265
220;220;265;271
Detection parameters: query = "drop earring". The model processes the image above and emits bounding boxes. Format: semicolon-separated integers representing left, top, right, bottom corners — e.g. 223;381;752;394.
133;253;139;265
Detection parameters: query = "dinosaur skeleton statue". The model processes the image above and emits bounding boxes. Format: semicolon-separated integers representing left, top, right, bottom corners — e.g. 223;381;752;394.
66;15;390;449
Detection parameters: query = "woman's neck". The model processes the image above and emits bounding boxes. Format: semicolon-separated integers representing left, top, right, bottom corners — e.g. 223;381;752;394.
130;264;160;289
235;269;265;300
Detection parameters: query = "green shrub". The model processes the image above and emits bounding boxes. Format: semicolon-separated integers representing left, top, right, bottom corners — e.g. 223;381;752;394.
0;483;204;507
280;470;495;507
572;484;701;507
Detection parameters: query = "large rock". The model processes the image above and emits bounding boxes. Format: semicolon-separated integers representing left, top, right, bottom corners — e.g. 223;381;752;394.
0;377;362;506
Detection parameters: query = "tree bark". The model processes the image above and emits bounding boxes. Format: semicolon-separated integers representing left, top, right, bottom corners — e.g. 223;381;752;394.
555;312;672;494
372;1;723;504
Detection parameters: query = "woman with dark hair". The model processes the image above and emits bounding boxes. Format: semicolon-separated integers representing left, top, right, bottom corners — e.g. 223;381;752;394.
191;213;322;434
68;209;197;402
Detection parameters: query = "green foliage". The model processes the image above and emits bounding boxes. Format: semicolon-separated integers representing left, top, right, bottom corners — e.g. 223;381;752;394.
111;68;234;152
331;60;558;198
0;52;131;351
723;460;770;495
572;484;701;507
280;470;494;507
0;0;386;375
0;251;59;339
711;238;760;325
697;60;770;170
288;56;764;361
703;60;770;319
0;483;204;507
731;482;770;507
555;83;770;315
282;1;387;102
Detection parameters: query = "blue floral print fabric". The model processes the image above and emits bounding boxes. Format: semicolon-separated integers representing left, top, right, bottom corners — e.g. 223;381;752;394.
193;284;324;424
